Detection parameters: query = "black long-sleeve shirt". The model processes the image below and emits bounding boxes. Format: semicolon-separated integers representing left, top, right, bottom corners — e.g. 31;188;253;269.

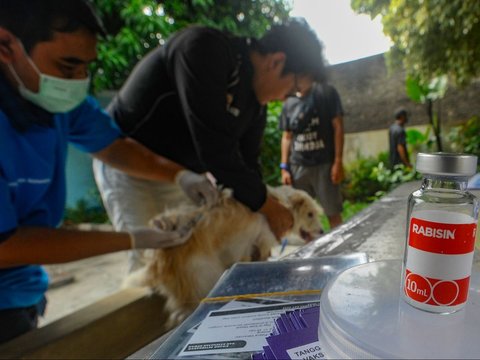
108;26;267;210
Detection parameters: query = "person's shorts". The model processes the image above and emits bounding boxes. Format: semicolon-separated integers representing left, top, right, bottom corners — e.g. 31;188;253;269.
0;296;46;344
290;163;343;216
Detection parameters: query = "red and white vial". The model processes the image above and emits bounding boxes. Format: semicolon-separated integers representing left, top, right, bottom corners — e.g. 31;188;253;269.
402;153;479;313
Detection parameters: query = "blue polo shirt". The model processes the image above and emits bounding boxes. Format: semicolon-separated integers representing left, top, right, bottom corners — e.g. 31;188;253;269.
0;95;120;310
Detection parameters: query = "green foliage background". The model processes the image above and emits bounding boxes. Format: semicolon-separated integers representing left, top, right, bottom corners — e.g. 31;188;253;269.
91;0;292;92
351;0;480;87
261;102;283;186
66;0;292;223
66;1;479;226
88;0;293;188
448;116;480;170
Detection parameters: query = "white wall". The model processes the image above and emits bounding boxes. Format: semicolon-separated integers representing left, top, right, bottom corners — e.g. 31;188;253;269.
344;125;430;165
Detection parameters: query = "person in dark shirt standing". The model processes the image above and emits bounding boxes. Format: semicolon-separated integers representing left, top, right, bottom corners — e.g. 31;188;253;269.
389;108;412;168
280;83;344;229
92;19;327;271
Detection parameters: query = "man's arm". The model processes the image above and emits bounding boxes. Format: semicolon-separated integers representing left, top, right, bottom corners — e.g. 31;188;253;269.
93;138;218;205
397;143;412;168
331;116;344;184
281;131;293;185
92;137;182;183
0;224;195;268
0;227;130;268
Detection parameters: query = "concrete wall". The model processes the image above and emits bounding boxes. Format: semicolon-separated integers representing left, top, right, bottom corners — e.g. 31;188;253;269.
343;125;429;165
328;53;480;163
328;53;480;134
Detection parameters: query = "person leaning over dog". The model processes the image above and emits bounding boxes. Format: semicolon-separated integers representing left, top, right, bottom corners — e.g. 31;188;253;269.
93;18;327;271
0;0;219;344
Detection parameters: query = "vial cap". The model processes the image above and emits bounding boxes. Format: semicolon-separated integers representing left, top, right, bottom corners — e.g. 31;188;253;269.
416;152;478;176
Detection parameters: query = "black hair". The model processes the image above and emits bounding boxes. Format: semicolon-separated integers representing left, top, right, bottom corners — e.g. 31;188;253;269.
256;17;327;82
0;0;106;53
394;108;408;119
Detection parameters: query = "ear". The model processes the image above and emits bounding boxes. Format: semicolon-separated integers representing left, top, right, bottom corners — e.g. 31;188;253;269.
0;27;17;64
290;193;306;210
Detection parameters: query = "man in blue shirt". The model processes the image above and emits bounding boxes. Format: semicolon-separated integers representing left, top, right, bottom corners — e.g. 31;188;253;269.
0;0;218;344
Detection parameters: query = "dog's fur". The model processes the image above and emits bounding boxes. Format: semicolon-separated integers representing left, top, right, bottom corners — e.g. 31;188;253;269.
124;185;323;324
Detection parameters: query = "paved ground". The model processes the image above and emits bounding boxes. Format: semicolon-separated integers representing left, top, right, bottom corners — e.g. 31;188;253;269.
40;251;128;327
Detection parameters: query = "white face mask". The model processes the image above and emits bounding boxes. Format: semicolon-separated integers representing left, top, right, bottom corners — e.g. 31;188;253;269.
8;55;90;113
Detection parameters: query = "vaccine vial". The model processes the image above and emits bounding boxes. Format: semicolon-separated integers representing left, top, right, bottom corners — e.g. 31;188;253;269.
402;152;479;313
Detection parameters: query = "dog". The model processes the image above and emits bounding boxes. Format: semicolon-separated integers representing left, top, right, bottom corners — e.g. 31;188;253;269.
124;185;323;324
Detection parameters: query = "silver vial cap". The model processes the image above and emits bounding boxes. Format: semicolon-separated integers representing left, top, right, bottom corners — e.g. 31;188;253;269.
416;152;478;176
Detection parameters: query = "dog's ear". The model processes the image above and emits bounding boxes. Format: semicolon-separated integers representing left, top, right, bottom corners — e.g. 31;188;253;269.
290;193;306;210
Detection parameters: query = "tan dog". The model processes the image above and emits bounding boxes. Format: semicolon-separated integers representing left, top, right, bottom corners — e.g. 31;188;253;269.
124;185;323;324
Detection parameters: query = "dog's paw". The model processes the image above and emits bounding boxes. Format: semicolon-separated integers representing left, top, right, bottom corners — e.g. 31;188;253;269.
151;216;178;231
166;309;190;328
151;211;202;233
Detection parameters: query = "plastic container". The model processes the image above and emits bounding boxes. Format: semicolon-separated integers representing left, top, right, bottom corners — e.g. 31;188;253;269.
402;153;479;313
318;260;480;359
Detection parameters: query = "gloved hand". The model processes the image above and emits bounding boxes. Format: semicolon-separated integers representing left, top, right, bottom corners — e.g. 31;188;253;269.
129;227;193;249
175;170;219;206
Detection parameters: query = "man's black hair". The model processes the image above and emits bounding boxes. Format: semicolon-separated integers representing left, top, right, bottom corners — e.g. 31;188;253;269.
0;0;106;53
394;108;408;120
256;17;327;83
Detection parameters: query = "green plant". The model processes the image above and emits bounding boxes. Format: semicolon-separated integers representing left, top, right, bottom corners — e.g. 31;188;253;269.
63;189;110;224
319;199;370;232
447;115;480;168
91;0;291;93
406;75;448;151
261;101;283;186
342;152;420;203
371;162;418;198
342;155;385;202
64;200;110;225
351;0;480;87
405;127;435;155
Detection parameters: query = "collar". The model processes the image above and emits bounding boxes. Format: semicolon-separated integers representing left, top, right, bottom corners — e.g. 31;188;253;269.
0;71;54;132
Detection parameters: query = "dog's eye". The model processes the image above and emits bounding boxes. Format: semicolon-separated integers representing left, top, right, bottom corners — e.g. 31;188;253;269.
308;212;314;218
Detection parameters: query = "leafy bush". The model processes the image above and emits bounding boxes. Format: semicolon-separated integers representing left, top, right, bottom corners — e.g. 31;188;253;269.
342;152;420;203
261;101;283;186
406;127;435;154
342;155;384;202
91;0;291;93
447;115;480;168
63;189;110;225
64;200;110;225
319;200;371;232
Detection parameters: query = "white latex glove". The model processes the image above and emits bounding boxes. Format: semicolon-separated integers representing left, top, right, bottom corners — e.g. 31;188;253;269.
175;170;219;206
129;227;193;249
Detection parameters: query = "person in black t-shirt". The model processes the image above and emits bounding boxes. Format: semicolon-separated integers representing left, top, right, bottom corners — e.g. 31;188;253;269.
92;19;328;271
280;83;344;229
389;108;412;168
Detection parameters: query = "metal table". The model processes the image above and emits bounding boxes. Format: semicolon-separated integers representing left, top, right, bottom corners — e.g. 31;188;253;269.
129;181;480;359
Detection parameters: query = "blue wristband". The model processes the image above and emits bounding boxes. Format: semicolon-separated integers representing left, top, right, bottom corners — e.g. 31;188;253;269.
280;162;290;170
